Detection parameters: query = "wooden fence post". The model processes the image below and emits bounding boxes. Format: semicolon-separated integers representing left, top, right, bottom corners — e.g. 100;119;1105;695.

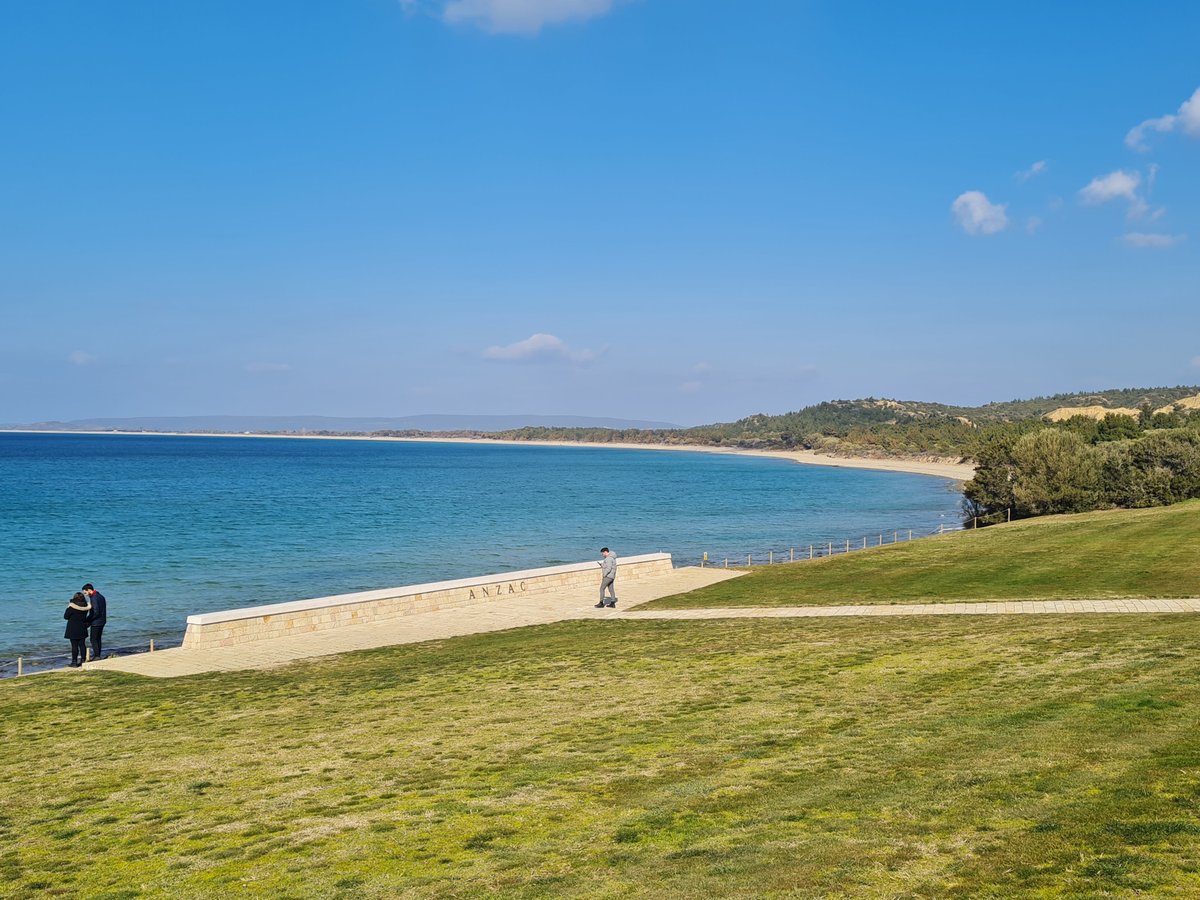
769;550;774;564
747;554;752;566
845;539;850;553
149;639;155;653
827;542;832;556
16;657;22;677
790;547;795;562
809;545;814;560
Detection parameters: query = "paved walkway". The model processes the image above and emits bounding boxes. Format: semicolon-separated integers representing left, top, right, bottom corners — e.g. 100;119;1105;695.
81;574;1200;679
83;567;744;678
629;597;1200;620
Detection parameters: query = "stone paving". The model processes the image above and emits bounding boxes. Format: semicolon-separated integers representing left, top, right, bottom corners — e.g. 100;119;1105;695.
80;569;1200;679
629;597;1200;620
82;566;744;678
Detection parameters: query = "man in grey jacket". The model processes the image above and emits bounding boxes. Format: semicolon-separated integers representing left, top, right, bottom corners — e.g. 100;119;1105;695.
595;548;618;608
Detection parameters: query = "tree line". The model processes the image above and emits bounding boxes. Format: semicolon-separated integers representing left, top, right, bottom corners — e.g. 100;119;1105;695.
964;411;1200;523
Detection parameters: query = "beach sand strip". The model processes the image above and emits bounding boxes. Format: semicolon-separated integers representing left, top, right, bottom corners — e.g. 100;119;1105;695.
2;430;975;481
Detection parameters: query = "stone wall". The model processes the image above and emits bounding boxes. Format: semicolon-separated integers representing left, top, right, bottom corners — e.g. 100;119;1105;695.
181;553;673;650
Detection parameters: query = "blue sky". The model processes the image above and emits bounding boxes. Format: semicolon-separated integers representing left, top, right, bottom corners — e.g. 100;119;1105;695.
2;0;1198;425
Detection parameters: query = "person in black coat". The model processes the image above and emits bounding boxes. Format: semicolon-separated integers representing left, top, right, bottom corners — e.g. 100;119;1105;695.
83;583;107;660
64;592;92;667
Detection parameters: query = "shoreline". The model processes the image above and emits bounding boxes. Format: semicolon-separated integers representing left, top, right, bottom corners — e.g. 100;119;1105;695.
397;436;975;482
1;429;975;482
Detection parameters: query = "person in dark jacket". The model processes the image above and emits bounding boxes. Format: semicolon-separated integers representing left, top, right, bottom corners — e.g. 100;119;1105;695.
83;583;107;660
64;592;92;667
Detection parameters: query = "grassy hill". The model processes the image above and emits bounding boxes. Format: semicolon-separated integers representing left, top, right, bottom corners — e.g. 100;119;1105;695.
642;501;1200;609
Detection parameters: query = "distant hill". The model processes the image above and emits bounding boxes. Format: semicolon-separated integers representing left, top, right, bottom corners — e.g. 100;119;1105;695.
713;387;1200;431
489;386;1200;460
6;414;682;434
681;386;1200;438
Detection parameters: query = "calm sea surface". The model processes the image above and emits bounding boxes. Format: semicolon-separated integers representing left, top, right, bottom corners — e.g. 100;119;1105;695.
0;433;962;664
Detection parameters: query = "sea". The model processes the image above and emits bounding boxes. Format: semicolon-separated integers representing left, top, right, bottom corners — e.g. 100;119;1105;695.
0;432;963;671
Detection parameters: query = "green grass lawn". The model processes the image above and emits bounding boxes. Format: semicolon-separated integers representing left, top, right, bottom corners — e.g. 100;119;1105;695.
6;614;1200;897
643;501;1200;609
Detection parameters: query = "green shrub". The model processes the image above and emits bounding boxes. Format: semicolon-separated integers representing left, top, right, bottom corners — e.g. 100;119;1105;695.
968;424;1200;522
1010;430;1102;516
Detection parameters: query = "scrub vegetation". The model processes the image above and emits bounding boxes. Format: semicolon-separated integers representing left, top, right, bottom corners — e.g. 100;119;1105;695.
487;386;1200;460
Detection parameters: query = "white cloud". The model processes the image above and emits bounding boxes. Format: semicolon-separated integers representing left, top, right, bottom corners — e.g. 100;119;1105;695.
1079;169;1151;220
1014;160;1048;182
440;0;617;34
245;362;291;373
1126;85;1200;150
482;333;598;364
68;351;98;366
951;190;1009;235
1122;232;1186;248
1079;169;1140;204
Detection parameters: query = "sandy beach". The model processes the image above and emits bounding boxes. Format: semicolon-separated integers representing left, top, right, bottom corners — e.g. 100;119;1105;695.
2;430;975;482
381;436;975;481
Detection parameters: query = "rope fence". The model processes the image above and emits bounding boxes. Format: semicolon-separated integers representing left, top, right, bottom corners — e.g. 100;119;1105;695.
2;638;170;679
697;511;1011;569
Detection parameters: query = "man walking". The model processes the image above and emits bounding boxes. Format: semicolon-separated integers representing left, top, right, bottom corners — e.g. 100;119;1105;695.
83;583;107;661
595;548;618;608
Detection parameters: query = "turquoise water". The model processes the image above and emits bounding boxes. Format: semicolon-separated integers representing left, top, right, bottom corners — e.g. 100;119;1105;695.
0;433;962;664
